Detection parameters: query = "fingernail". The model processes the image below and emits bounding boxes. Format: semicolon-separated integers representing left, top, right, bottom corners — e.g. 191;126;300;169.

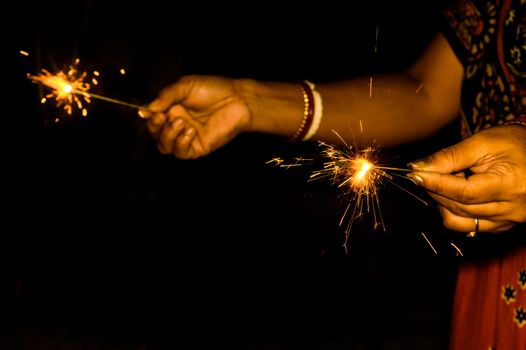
184;127;195;137
171;119;184;129
137;109;149;119
407;173;423;186
408;157;431;169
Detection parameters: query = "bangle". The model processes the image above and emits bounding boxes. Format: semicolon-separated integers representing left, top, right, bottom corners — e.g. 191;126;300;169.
303;81;323;141
290;80;315;142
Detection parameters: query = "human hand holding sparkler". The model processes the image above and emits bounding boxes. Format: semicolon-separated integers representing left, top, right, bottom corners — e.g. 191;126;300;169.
143;75;253;159
407;124;526;235
144;75;352;159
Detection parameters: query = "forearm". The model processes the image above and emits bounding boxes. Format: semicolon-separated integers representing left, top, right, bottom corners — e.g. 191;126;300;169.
244;33;462;148
244;73;457;148
316;73;458;147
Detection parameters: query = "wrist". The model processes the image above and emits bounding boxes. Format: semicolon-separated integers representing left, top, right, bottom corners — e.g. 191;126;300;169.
230;78;257;134
242;79;308;137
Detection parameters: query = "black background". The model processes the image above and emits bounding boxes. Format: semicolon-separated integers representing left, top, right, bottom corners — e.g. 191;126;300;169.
7;1;462;349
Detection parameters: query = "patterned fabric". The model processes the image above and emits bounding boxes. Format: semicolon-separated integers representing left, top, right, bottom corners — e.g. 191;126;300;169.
448;246;526;349
441;1;526;349
441;0;526;138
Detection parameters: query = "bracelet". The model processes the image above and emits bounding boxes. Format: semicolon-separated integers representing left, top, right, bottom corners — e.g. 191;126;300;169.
290;80;314;142
304;81;323;141
289;80;323;142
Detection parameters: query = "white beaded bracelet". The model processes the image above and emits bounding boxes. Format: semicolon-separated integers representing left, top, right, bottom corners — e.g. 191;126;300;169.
303;80;323;141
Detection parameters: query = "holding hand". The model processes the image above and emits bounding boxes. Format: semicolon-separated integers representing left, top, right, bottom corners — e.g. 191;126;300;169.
142;75;252;159
408;125;526;234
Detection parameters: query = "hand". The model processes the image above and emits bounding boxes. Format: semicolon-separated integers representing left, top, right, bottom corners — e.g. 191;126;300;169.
143;75;252;159
408;125;526;234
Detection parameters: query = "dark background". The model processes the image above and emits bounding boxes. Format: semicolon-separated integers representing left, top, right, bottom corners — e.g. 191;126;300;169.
6;1;462;349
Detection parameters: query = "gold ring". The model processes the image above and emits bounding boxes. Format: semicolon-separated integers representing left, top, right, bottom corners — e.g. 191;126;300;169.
467;218;479;238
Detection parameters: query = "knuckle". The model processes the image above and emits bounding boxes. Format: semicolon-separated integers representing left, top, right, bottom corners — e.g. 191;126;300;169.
438;207;456;230
437;147;457;166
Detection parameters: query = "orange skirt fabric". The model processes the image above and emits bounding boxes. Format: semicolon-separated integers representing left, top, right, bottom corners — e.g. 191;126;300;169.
449;246;526;350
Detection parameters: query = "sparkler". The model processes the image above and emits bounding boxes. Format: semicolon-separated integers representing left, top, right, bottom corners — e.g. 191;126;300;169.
271;131;429;254
270;131;469;256
309;141;387;238
27;58;147;117
309;134;424;253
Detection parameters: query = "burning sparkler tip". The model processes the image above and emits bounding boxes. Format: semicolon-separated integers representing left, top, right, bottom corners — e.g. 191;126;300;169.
28;59;147;116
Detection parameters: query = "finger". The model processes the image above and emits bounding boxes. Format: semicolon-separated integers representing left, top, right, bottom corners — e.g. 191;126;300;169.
438;206;514;233
167;104;192;122
409;171;503;204
137;107;152;119
148;78;193;113
439;206;482;232
427;191;508;219
408;137;481;174
173;127;197;159
440;207;512;233
158;119;186;154
146;113;167;139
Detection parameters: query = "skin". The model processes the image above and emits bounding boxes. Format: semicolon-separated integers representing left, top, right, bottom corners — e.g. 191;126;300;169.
408;125;526;234
142;32;526;235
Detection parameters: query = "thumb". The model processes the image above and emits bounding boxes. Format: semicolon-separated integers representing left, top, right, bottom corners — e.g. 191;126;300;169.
408;137;480;174
148;77;193;113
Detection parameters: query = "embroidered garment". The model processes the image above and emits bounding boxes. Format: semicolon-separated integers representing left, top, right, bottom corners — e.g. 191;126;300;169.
441;0;526;348
442;0;526;137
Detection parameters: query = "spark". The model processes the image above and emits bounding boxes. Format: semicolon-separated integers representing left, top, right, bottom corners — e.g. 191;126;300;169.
120;68;126;75
308;131;430;252
267;156;312;169
269;130;430;253
420;231;438;254
266;157;285;166
19;50;29;56
280;163;302;169
309;132;390;252
369;77;373;98
27;59;148;117
450;242;464;256
415;84;424;94
27;59;93;116
374;26;379;53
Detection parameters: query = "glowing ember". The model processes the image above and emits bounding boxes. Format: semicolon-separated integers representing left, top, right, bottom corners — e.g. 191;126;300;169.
270;130;428;254
351;158;372;186
27;59;148;115
27;59;94;116
310;137;430;253
310;139;389;252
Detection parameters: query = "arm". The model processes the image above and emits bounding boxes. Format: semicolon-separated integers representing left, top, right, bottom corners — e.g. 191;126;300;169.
145;33;464;158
